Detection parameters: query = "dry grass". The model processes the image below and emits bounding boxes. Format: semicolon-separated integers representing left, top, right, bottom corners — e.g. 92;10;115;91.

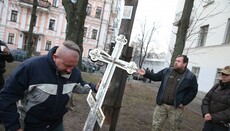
4;62;204;131
64;73;204;131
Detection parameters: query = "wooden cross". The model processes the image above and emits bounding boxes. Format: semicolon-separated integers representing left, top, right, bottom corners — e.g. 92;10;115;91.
83;35;137;131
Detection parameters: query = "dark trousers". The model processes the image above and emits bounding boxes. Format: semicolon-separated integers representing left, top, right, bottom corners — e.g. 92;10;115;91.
203;121;228;131
0;74;5;90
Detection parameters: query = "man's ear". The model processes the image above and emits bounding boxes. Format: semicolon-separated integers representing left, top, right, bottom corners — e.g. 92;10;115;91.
53;53;58;60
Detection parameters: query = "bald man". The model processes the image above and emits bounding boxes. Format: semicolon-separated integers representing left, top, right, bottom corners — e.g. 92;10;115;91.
0;40;98;131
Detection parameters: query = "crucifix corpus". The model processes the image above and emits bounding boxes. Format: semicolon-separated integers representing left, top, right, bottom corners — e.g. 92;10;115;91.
83;35;137;131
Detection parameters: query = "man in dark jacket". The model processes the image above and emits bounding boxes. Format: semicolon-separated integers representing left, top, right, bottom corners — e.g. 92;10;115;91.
201;65;230;131
0;40;99;131
0;40;14;90
137;55;198;131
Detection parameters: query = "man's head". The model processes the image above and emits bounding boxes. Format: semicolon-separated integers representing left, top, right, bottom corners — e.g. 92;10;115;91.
53;40;81;75
173;55;189;70
219;65;230;83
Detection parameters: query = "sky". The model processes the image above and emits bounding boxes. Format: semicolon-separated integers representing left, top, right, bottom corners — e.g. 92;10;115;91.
131;0;179;53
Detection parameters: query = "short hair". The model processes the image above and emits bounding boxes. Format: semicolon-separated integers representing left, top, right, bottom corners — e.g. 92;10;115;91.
177;55;189;64
63;40;81;55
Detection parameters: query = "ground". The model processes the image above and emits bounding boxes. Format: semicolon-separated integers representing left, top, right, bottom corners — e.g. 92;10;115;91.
4;62;204;131
63;72;204;131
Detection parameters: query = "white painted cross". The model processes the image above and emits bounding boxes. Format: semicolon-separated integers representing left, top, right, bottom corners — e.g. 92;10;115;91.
83;35;137;131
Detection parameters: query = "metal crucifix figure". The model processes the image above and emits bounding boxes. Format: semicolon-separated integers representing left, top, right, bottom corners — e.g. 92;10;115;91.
83;35;137;131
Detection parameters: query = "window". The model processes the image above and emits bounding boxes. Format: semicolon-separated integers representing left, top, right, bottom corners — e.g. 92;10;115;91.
84;27;87;37
198;25;209;47
95;7;102;19
224;18;230;44
8;33;14;44
10;10;18;22
86;4;91;16
52;0;58;7
91;29;98;39
45;41;52;51
48;19;55;30
214;68;222;84
192;67;200;80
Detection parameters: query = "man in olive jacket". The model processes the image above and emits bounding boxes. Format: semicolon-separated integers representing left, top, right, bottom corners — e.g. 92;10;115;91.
201;65;230;131
138;55;198;131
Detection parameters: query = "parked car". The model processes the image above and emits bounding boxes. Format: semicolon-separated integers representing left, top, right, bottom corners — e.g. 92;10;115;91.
82;58;101;72
10;49;29;62
132;72;144;80
81;58;102;73
81;60;95;73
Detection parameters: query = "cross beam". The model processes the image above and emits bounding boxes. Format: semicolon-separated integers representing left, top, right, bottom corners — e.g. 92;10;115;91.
83;35;137;131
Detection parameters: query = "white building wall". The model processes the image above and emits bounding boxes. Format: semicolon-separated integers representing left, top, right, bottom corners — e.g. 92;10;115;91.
0;0;8;40
169;0;230;92
186;45;230;92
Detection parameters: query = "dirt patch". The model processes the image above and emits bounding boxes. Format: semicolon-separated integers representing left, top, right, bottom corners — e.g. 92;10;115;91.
64;73;204;131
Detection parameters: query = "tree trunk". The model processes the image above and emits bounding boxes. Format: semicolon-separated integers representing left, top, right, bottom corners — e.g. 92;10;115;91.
170;0;194;66
62;0;88;64
27;0;38;58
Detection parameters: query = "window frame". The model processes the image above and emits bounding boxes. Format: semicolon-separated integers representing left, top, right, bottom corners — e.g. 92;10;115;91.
86;4;91;16
197;25;209;47
192;67;200;80
10;10;18;22
95;7;102;19
91;29;98;40
8;33;15;44
52;0;58;7
48;19;55;31
45;41;52;51
214;68;222;85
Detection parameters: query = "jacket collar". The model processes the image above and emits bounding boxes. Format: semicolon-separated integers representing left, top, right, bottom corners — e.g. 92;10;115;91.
47;46;58;71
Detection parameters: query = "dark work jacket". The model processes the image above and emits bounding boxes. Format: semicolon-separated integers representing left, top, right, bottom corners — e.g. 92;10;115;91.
0;46;96;130
0;40;14;75
201;81;230;124
144;67;198;108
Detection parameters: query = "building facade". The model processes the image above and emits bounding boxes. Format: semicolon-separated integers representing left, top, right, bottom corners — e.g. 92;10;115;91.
169;0;230;92
0;0;122;58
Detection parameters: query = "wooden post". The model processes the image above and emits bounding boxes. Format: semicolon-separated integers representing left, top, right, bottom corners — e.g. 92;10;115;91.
99;0;139;131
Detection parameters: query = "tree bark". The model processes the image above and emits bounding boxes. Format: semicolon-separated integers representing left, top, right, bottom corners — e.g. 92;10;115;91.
27;0;38;58
62;0;88;62
170;0;194;66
